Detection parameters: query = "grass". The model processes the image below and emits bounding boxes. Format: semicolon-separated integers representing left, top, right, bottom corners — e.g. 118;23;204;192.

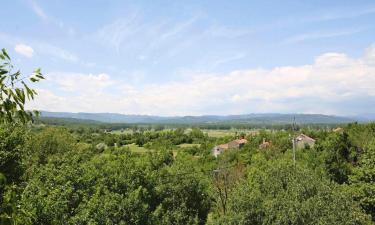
124;143;153;153
203;129;237;137
110;128;258;138
178;143;201;148
110;129;134;134
124;143;195;157
203;129;259;137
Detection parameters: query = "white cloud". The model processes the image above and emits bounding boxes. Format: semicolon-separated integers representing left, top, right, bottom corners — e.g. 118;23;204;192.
35;43;79;62
283;28;364;44
28;0;47;20
2;32;79;62
28;44;375;116
364;44;375;64
48;72;113;93
27;0;76;38
27;89;67;111
159;16;198;40
95;13;140;51
204;25;253;38
210;53;247;69
93;12;246;57
304;6;375;23
262;6;375;32
14;44;34;58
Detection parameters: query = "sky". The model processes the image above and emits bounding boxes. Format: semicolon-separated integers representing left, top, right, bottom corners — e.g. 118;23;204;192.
1;0;375;116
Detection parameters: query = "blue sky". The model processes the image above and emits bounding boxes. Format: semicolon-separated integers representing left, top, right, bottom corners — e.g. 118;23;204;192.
1;0;375;116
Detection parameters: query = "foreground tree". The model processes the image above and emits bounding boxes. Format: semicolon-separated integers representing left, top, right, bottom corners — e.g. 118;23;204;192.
19;140;211;225
0;48;43;224
0;48;44;123
211;157;371;225
348;140;375;221
318;132;359;184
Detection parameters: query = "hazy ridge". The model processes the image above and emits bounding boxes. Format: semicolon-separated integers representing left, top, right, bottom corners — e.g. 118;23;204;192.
40;111;363;124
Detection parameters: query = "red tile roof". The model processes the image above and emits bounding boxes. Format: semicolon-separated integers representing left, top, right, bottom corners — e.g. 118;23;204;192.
234;138;248;144
218;144;229;149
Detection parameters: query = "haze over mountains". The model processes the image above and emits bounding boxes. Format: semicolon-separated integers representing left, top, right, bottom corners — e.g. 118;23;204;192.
40;111;371;124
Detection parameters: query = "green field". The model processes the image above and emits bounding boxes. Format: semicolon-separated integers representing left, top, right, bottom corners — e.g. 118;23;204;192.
124;143;195;156
178;143;201;148
203;129;258;137
124;143;153;153
109;128;258;138
110;129;134;134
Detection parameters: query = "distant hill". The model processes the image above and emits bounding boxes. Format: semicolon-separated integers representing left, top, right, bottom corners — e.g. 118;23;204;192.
40;111;358;124
353;113;375;122
37;116;103;125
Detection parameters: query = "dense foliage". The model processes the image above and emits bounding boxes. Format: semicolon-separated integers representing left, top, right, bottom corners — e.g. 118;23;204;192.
211;158;370;224
1;122;374;224
1;127;212;225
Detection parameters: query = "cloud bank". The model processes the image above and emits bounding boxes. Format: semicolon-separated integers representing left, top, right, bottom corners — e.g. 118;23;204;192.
14;44;34;58
28;44;375;116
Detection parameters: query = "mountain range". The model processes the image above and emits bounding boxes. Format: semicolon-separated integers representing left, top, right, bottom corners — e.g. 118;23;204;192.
40;111;372;124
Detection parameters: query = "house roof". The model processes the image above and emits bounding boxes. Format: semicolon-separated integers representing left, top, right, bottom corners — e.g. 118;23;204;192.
214;138;247;153
259;141;271;149
333;127;344;133
234;138;248;144
218;144;229;149
259;140;272;149
296;134;316;142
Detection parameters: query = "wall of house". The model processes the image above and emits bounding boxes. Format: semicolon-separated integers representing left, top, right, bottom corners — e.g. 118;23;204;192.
212;147;224;157
228;141;240;149
296;140;315;149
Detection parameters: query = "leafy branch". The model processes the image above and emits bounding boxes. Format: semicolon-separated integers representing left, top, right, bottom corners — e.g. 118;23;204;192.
0;48;44;124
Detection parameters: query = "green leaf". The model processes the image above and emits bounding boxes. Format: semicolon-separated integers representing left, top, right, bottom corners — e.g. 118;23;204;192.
0;48;43;124
0;70;7;75
0;76;6;83
15;88;25;104
33;110;40;117
2;48;10;60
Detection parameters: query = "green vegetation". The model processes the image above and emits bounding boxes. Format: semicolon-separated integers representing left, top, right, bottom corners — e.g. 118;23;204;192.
212;158;370;225
0;48;44;123
1;49;375;224
178;143;201;148
124;143;152;153
2;121;374;225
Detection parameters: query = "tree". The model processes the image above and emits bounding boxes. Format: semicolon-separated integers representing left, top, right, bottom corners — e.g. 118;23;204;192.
25;127;77;167
212;163;245;216
0;124;29;183
0;48;43;224
151;154;212;225
348;140;375;221
318;132;359;184
211;158;371;225
0;48;44;124
18;145;212;225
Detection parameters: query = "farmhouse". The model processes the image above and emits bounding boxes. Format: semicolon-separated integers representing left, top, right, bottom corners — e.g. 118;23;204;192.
333;127;344;133
212;138;248;157
295;134;316;149
259;138;272;149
